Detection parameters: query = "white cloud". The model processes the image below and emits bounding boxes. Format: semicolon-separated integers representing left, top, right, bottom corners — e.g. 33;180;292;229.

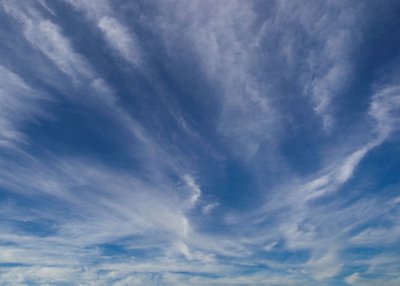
21;18;92;81
257;82;400;280
2;1;192;183
294;84;400;204
65;0;142;67
296;1;361;131
262;241;278;252
370;85;400;140
183;174;202;206
306;247;343;281
350;226;400;246
0;65;46;146
155;0;278;159
64;0;110;20
202;201;219;215
0;1;399;285
98;16;141;66
346;272;361;285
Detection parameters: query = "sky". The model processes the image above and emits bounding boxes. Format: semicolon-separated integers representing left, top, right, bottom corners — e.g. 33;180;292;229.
0;0;400;285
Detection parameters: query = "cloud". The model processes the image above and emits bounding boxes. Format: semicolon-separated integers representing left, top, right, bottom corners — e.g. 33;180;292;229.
154;0;278;159
98;16;141;66
202;201;219;215
2;1;193;181
183;174;202;206
2;0;117;105
2;1;92;81
0;0;399;285
253;81;400;281
0;65;46;146
350;225;400;246
346;272;361;285
278;1;362;131
65;0;142;66
0;154;200;283
370;85;400;139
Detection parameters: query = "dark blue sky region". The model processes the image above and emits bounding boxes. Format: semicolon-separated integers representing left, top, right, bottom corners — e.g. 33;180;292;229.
0;0;400;285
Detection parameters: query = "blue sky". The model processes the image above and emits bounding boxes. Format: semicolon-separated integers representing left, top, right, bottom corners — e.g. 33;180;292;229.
0;0;400;285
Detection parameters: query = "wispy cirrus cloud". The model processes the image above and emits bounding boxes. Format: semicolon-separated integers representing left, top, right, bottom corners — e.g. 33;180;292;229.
0;65;46;147
65;0;142;67
0;0;399;285
3;1;92;82
153;0;279;159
